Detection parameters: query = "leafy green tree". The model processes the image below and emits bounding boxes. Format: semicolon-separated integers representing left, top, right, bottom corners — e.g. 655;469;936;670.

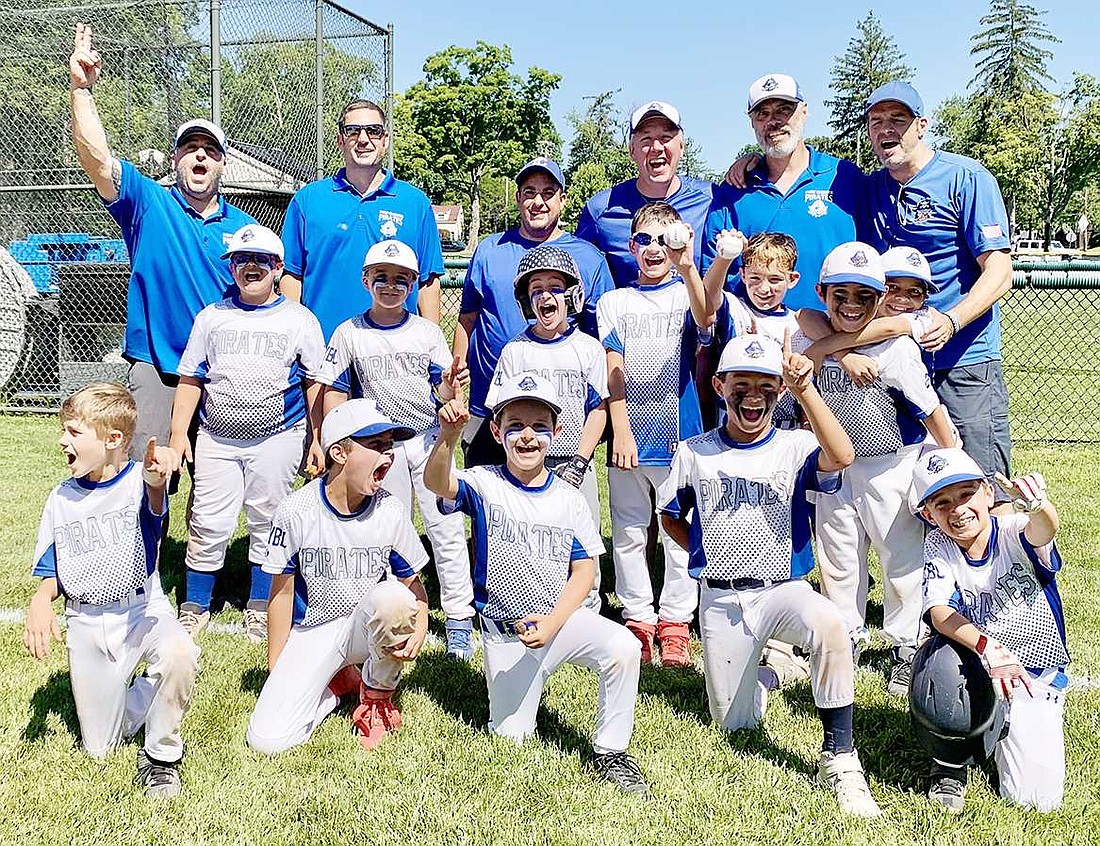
1038;74;1100;245
825;11;913;170
969;0;1058;97
561;91;633;228
399;42;561;246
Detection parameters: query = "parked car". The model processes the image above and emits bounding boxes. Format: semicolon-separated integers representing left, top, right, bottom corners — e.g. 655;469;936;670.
441;239;467;254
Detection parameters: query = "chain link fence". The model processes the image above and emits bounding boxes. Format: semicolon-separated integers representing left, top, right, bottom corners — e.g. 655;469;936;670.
0;0;390;407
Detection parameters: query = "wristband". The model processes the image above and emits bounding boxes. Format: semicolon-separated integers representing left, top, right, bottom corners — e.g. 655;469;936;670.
946;311;961;335
975;634;988;656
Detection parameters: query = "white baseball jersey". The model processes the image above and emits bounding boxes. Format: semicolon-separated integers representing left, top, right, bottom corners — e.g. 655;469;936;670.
319;312;450;434
596;278;703;465
264;478;429;628
923;514;1070;670
715;292;800;347
658;428;839;582
440;466;603;621
177;296;325;441
485;326;609;458
32;462;164;605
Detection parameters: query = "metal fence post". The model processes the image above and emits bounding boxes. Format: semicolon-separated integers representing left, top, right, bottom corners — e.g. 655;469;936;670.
386;22;394;173
315;0;325;180
210;0;221;125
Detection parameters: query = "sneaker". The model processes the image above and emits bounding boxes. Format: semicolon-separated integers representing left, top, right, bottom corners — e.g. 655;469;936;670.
625;620;657;665
887;649;914;698
444;618;475;661
851;627;872;664
928;763;967;813
761;639;811;688
244;603;268;643
327;664;362;699
135;748;181;798
817;750;882;817
592;751;649;794
351;687;403;750
177;602;210;638
657;620;691;668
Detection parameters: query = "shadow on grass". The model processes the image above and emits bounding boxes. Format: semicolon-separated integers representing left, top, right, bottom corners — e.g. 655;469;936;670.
24;670;80;744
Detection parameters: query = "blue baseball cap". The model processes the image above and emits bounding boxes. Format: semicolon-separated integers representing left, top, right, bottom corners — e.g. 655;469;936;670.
819;242;887;292
320;399;415;450
515;157;565;190
864;81;924;118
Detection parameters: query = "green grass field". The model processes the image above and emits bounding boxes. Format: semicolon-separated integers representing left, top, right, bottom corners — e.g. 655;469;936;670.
2;413;1099;845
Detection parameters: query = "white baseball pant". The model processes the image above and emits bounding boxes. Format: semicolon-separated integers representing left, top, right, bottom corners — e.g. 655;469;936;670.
608;465;697;624
994;669;1066;811
382;426;473;621
480;608;640;754
815;446;925;648
700;580;854;731
247;579;419;754
546;455;604;611
185;422;305;574
65;578;200;763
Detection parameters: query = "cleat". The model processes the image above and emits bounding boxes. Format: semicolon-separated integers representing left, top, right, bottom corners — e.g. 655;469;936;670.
761;639;811;688
928;763;967;813
177;602;210;638
817;750;882;817
851;627;872;664
244;603;268;643
625;620;657;665
135;748;181;798
886;648;914;698
328;664;362;698
351;687;402;750
593;751;649;794
657;621;692;667
444;618;475;661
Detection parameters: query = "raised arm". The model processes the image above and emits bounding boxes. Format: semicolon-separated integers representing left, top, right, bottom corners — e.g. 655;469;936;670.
69;24;119;202
424;398;468;500
783;330;854;472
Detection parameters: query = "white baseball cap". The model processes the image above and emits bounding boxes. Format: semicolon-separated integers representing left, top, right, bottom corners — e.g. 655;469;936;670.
221;224;284;260
819;241;887;292
912;448;987;509
491;373;562;417
881;246;939;293
716;334;783;377
629;100;682;133
363;239;419;275
175;118;227;153
747;74;804;113
320;399;416;450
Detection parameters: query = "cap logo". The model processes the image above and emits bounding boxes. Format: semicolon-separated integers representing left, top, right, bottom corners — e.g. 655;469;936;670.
906;250;922;266
241;228;255;242
850;250;868;268
927;455;946;474
745;340;765;358
762;77;778;92
518;376;538;391
384;243;400;257
646;101;662;110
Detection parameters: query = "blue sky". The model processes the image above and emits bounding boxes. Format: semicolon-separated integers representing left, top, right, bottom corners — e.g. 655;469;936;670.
350;0;1097;173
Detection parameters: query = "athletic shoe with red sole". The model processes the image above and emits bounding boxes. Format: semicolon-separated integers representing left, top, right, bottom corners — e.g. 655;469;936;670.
657;621;691;668
625;620;657;665
327;664;362;699
351;687;402;750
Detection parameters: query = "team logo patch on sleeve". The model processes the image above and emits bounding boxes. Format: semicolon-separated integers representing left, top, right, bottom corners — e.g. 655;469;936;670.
981;224;1004;239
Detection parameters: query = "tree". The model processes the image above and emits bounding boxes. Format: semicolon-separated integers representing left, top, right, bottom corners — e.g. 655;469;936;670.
561;91;633;228
680;136;720;182
825;11;913;170
1038;74;1100;245
969;0;1058;98
399;42;561;246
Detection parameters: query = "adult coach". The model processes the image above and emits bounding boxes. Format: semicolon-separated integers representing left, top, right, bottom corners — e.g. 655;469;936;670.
280;99;444;338
705;74;865;310
577;101;715;287
69;23;255;464
453;157;614;466
864;81;1013;483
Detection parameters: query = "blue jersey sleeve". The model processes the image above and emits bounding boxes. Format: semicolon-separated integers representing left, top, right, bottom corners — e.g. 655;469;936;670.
961;167;1011;259
459;252;484;314
701;186;736;276
280;194;307;277
415;199;446;284
575;202;600;249
102;159;153;231
580;255;615;337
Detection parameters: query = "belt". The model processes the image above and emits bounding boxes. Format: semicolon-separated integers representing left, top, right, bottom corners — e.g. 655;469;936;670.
481;617;536;636
704;577;788;591
66;585;146;613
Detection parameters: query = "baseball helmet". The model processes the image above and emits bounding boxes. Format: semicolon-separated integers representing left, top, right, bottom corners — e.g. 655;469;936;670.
908;634;1007;767
512;244;583;321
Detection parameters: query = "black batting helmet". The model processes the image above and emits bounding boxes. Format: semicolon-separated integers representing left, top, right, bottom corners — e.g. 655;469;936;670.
908;634;1008;767
513;244;584;322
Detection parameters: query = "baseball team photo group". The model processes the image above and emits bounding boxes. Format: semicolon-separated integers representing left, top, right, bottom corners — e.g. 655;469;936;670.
4;4;1099;844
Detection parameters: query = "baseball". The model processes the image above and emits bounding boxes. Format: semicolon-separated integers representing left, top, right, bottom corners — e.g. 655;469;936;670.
663;222;690;250
717;233;743;261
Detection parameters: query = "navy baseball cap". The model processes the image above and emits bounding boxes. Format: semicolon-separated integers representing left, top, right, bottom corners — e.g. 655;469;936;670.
515;157;565;190
864;81;924;118
320;399;415;450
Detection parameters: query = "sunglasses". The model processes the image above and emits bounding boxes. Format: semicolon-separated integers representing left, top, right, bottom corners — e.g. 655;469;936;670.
630;232;672;248
229;252;279;269
340;123;386;140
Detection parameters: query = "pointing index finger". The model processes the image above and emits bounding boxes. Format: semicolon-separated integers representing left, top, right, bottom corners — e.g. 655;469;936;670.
144;437;157;466
782;327;792;358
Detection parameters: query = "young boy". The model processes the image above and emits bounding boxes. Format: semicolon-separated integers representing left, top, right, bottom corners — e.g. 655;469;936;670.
657;333;881;817
24;383;198;797
797;243;958;693
318;239;475;660
424;373;648;794
486;244;609;605
914;447;1068;812
595;201;710;667
247;400;430;754
170;223;326;642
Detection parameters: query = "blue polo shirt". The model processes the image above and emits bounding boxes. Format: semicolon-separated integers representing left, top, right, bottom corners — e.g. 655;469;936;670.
576;176;715;287
460;229;614;418
281;168;444;340
868;151;1011;369
104;160;255;376
701;147;867;311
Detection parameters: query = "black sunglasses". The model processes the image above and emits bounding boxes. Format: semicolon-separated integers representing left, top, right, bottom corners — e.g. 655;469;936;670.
340;123;386;140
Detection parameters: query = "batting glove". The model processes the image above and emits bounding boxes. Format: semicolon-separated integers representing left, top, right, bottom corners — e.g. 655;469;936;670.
994;471;1048;513
552;455;590;488
976;634;1032;699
